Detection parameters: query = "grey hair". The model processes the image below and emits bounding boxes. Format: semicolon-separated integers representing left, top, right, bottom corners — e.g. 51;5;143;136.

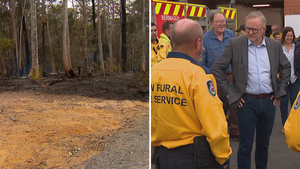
272;24;279;29
209;11;225;22
245;11;266;27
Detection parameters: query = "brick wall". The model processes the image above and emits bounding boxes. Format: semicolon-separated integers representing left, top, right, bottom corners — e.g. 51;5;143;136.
285;0;300;15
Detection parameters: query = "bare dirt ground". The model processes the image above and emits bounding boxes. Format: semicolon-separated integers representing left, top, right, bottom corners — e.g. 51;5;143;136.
0;73;149;169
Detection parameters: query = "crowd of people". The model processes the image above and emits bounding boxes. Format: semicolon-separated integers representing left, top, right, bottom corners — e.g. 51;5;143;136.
151;10;300;169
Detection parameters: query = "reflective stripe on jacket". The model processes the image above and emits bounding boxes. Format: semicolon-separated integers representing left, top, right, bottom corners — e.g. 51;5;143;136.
159;33;172;52
151;38;168;66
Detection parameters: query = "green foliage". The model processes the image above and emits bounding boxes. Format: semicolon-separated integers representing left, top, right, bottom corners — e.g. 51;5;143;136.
30;68;40;80
113;64;122;73
28;65;42;80
126;0;149;72
134;71;149;92
0;38;14;51
0;38;14;76
0;8;11;38
0;0;149;76
39;65;44;76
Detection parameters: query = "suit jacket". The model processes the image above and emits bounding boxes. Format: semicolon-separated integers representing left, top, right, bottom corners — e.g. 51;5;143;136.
212;36;291;106
294;42;300;78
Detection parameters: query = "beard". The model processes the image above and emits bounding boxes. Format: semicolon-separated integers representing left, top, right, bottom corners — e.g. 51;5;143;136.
195;48;203;62
196;55;202;63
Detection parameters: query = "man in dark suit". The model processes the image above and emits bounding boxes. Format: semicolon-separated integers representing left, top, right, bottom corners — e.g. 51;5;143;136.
212;11;291;169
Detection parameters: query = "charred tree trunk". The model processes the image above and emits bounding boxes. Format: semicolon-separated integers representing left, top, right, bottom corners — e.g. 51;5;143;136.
121;0;127;72
141;0;146;72
83;0;88;74
119;28;122;72
97;0;105;75
102;0;108;72
92;0;97;71
11;0;19;76
19;0;27;76
108;0;114;73
23;13;30;75
42;0;47;76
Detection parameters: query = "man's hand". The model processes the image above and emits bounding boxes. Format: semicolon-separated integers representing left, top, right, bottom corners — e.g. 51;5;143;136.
270;95;280;106
237;98;245;108
223;164;228;169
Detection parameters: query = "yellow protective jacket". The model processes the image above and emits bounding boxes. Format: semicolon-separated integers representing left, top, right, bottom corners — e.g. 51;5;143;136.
151;38;168;66
270;32;282;39
151;52;232;165
159;33;172;52
284;91;300;152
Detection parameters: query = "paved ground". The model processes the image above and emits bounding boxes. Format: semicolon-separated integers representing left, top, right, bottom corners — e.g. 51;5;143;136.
74;113;149;169
152;104;300;169
230;104;300;169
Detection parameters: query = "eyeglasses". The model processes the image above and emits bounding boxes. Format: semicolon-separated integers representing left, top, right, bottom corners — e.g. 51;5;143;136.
245;27;262;34
213;20;226;24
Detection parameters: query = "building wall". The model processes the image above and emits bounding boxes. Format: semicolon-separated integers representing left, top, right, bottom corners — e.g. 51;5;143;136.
284;0;300;15
284;0;300;36
236;5;283;32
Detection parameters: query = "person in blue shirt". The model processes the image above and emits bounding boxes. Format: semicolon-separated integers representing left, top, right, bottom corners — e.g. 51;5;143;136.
200;11;238;140
200;11;236;72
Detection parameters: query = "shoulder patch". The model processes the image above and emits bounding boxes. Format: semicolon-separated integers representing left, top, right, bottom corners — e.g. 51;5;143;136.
294;94;300;110
206;80;216;97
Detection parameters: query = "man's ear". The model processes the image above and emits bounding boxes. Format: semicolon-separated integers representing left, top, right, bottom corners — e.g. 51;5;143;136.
263;26;267;32
195;38;202;49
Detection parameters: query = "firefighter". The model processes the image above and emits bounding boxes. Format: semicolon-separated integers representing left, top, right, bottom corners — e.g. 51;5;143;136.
159;21;173;52
151;19;231;169
151;22;168;66
284;90;300;152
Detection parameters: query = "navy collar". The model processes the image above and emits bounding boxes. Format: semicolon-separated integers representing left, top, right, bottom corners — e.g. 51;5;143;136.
166;51;211;74
167;52;199;65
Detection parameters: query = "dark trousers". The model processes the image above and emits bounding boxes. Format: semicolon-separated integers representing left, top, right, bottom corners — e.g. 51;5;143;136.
156;144;194;169
229;106;238;137
280;78;300;126
217;74;239;137
155;145;224;169
236;94;276;169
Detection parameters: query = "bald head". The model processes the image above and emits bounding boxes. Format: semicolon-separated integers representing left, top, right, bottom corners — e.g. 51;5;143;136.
171;19;204;61
171;19;203;49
